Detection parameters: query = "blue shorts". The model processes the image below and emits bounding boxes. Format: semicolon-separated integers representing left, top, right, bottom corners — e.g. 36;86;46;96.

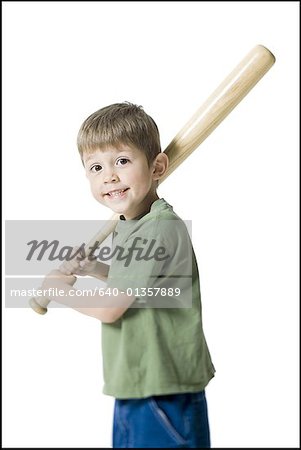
112;390;211;448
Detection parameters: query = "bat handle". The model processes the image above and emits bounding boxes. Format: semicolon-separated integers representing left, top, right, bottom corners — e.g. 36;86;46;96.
29;274;77;315
29;295;51;315
29;273;78;314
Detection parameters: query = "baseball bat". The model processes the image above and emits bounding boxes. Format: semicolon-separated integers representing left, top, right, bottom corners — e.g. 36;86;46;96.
29;44;275;314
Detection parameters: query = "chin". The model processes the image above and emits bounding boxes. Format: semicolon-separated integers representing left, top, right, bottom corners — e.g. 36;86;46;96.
111;205;128;214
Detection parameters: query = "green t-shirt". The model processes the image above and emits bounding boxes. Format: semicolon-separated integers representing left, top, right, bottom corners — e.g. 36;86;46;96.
101;198;215;398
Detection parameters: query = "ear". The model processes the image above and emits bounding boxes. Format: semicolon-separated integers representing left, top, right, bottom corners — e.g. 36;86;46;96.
152;153;169;181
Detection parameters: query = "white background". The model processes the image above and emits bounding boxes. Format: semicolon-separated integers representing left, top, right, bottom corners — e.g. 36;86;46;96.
2;1;299;448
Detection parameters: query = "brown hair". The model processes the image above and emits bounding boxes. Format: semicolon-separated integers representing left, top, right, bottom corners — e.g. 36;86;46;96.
77;102;161;165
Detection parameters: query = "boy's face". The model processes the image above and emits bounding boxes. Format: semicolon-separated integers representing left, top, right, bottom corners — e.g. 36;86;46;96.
83;145;158;219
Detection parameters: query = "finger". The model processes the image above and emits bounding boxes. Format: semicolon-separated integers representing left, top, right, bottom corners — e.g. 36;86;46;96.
79;260;90;268
67;259;80;270
59;265;73;275
59;260;78;274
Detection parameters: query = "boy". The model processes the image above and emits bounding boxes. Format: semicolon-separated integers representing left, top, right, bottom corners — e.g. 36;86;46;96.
42;102;215;448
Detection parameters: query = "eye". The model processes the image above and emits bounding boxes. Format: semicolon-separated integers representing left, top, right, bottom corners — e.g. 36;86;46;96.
90;164;103;173
116;158;129;166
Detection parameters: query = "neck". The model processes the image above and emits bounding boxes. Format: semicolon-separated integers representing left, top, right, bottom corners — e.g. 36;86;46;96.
124;191;159;220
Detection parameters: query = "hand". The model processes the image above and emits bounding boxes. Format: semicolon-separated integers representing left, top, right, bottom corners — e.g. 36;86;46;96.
42;269;76;291
59;246;98;277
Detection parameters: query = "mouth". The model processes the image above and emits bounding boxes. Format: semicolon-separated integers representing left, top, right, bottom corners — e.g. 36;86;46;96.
104;188;129;199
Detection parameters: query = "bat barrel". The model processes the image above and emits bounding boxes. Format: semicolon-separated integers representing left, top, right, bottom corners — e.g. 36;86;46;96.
29;45;275;314
160;45;275;182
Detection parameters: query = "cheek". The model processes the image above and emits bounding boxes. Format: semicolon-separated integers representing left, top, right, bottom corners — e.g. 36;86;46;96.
90;180;101;201
91;186;97;199
131;169;153;189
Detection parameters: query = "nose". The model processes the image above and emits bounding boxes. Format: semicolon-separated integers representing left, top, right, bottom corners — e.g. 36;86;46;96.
103;167;119;183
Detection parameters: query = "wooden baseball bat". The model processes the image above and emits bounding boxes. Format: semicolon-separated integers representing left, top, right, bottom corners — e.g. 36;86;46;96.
29;44;275;314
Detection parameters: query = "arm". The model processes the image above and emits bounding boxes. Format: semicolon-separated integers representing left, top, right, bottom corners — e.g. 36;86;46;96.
41;270;135;323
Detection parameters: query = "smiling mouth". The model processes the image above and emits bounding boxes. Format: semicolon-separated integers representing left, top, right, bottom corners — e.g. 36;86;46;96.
105;188;129;199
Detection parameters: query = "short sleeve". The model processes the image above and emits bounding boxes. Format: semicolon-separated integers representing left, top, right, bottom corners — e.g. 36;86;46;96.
106;216;193;308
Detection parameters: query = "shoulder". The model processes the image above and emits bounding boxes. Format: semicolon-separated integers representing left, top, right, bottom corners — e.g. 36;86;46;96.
142;200;192;251
119;199;192;249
